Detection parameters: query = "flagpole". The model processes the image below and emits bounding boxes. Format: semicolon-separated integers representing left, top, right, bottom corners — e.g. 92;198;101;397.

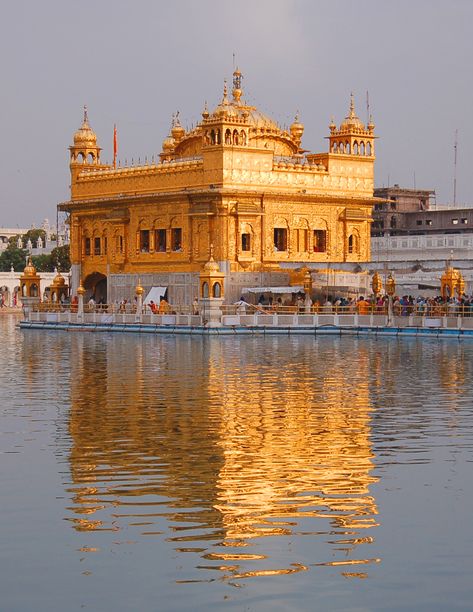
113;124;117;169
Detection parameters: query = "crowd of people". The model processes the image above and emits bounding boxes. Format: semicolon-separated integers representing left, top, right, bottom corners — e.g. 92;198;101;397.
234;292;473;317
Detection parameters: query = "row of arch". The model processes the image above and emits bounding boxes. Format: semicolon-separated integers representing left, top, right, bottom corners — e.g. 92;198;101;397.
204;128;248;146
331;141;372;155
71;151;98;164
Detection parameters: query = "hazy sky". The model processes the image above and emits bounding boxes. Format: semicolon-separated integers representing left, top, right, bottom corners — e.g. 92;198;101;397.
2;0;473;228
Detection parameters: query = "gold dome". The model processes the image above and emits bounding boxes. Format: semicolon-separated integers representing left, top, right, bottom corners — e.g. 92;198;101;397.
203;245;220;273
135;278;144;295
77;282;85;296
204;257;220;273
290;113;304;142
73;106;98;146
171;112;186;141
52;269;66;286
23;257;38;277
162;134;175;152
340;94;365;131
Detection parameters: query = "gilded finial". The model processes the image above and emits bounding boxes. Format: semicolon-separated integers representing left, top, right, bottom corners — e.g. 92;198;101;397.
209;243;214;259
349;92;355;116
202;100;209;119
83;105;88;125
222;80;228;103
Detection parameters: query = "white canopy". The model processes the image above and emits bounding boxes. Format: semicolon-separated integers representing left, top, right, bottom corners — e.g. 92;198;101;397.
143;286;167;305
242;286;304;294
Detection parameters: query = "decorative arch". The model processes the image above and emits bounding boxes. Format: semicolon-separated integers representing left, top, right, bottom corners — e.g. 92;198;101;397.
366;142;372;156
232;129;240;145
353;141;359;154
225;129;232;145
345;141;350;154
240;130;247;145
360;142;365;155
83;272;107;303
213;282;222;298
348;231;360;255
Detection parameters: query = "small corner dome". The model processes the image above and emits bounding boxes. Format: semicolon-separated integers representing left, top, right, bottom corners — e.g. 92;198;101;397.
73;107;98;147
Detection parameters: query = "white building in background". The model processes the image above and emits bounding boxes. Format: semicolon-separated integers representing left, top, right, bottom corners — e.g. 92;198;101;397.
0;219;70;254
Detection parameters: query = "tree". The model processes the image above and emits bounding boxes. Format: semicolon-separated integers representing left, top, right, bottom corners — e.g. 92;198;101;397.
50;245;71;271
0;246;28;272
31;254;54;272
24;229;46;247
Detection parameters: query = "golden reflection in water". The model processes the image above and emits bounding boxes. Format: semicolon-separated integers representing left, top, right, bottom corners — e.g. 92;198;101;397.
61;334;380;579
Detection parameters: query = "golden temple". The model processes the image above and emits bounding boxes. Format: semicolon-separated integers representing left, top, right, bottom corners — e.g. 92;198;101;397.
60;70;377;304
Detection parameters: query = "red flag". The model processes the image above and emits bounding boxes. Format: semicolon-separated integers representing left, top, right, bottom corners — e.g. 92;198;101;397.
113;124;118;169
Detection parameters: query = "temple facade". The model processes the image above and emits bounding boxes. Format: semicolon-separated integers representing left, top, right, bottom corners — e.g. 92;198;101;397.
60;70;377;304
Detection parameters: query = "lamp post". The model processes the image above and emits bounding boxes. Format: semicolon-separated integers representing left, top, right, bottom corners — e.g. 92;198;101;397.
386;272;396;327
135;278;144;323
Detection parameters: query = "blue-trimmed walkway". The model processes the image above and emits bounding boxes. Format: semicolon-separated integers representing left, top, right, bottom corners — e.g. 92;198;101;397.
18;320;473;338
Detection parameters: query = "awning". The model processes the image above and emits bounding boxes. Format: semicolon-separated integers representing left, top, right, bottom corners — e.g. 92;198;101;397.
242;286;304;294
143;286;167;305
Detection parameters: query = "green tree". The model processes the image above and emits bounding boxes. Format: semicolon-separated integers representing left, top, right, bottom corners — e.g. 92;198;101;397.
0;246;28;272
32;254;54;272
50;245;71;271
24;229;47;246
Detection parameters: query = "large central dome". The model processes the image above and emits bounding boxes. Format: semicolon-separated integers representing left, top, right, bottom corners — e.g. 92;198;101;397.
166;70;302;159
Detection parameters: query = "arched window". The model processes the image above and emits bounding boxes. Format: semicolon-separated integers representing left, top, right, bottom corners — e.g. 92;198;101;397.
348;233;359;254
233;129;239;145
31;283;38;297
348;234;354;253
360;142;365;155
225;129;232;145
345;141;350;154
87;152;95;164
366;142;372;156
216;129;221;145
210;130;216;145
332;142;338;153
202;281;209;298
78;152;85;163
213;282;221;298
240;130;247;145
353;142;359;154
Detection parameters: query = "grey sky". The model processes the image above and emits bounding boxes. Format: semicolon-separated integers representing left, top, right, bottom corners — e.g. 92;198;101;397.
2;0;473;227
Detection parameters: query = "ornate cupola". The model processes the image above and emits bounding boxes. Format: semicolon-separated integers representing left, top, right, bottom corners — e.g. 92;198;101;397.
441;259;465;299
20;257;41;301
171;111;186;143
290;112;304;150
69;106;101;169
201;73;250;149
328;94;376;157
160;115;176;162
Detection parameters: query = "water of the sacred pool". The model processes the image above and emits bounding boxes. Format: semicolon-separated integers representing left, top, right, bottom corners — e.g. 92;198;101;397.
1;314;472;612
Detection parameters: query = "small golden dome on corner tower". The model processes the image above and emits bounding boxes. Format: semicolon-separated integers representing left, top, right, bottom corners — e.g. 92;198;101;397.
73;105;98;147
171;112;186;142
162;134;175;152
290;112;304;144
340;93;365;131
